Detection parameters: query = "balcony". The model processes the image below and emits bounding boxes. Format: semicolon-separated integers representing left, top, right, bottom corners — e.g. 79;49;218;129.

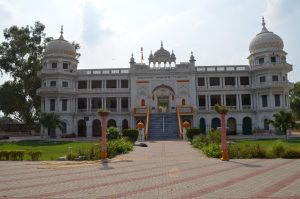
37;87;76;95
252;81;293;89
250;63;292;72
37;68;77;77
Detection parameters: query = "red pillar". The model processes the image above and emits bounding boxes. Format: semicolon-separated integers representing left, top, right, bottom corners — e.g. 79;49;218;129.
101;114;107;159
220;113;229;161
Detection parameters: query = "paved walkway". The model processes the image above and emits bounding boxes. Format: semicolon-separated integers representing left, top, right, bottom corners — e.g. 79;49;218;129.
0;141;299;198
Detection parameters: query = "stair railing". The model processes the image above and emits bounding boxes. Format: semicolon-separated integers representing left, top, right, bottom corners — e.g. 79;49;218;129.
176;107;183;139
145;106;150;141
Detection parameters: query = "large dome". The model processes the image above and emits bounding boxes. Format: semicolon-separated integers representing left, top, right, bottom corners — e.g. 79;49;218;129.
45;30;76;57
249;18;284;54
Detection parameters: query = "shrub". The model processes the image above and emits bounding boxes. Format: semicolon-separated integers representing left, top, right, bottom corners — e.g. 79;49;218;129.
282;148;300;159
28;151;42;161
77;145;101;160
107;127;121;140
107;138;133;158
207;129;221;144
192;135;208;149
202;144;221;158
0;150;10;160
271;140;286;158
122;129;139;142
61;133;76;138
66;152;79;160
186;128;202;141
228;144;266;159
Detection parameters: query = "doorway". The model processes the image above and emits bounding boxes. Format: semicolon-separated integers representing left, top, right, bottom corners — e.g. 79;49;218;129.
157;96;169;112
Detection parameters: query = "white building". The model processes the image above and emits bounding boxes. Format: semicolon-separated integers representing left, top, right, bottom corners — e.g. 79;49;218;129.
37;18;293;139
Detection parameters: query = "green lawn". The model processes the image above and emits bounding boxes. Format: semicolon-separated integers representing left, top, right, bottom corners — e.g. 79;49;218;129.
0;140;99;160
232;139;300;150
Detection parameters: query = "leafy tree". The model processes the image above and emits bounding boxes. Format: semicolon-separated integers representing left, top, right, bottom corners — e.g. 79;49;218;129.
268;111;299;139
39;113;64;138
0;22;49;129
290;82;300;120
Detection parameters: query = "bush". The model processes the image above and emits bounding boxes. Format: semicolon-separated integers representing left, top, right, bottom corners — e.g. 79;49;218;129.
207;129;221;144
28;151;42;161
192;135;208;149
186;128;202;141
107;127;121;140
271;140;286;158
202;144;221;158
282;148;300;159
122;129;139;142
0;150;10;160
228;144;266;159
66;152;79;160
107;138;133;158
77;145;101;160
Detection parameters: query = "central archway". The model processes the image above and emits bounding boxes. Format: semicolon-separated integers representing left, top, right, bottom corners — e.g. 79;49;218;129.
152;84;175;113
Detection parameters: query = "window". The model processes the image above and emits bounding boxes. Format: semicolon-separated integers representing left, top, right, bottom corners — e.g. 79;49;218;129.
274;95;280;107
198;95;206;107
260;76;266;83
121;80;129;88
77;98;87;109
63;63;69;69
225;77;235;86
91;80;102;89
52;62;57;69
259;58;264;64
271;56;276;63
107;80;117;88
272;75;278;81
242;94;251;106
121;97;129;109
240;76;249;85
78;81;87;89
62;99;67;111
91;98;102;109
198;78;205;86
282;76;286;81
209;77;220;86
50;81;56;87
50;99;55;111
62;81;68;87
106;97;117;111
226;95;236;106
210;95;221;106
262;95;268;107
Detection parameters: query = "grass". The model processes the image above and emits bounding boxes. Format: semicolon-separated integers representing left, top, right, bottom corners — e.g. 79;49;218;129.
232;139;300;150
0;140;99;160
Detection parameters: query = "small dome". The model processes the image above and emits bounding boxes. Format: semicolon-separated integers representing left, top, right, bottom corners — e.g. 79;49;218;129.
249;18;284;54
153;41;171;59
148;51;154;60
45;26;76;57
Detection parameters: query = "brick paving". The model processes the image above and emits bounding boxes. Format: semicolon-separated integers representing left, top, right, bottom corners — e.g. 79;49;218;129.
0;141;299;199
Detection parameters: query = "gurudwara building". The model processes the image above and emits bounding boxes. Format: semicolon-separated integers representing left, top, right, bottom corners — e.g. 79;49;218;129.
37;18;293;139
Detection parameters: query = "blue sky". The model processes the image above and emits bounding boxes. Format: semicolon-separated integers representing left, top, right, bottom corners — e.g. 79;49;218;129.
0;0;299;83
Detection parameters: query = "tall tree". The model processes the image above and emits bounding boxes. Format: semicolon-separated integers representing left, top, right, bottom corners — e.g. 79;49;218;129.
268;111;298;139
0;22;50;129
290;82;300;120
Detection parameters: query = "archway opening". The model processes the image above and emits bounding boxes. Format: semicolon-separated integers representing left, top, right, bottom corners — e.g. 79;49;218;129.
211;117;221;129
107;119;117;128
78;120;86;137
122;119;129;130
92;119;101;137
227;117;237;135
199;118;206;134
242;117;252;135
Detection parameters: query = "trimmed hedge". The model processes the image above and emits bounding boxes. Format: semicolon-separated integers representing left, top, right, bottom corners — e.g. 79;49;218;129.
0;150;42;161
107;127;121;140
122;129;139;142
28;151;42;161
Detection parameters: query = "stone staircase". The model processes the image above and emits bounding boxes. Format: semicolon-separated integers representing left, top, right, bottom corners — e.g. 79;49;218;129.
148;113;179;140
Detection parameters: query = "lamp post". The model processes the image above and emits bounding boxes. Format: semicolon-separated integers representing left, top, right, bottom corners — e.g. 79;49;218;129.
214;104;229;161
137;121;145;142
97;109;110;160
183;120;190;140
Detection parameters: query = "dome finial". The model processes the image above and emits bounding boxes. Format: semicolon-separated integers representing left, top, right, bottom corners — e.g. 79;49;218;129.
59;25;64;40
261;17;268;32
161;40;163;48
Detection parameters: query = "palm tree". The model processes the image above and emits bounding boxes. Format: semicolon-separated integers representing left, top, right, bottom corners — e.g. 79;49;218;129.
268;111;298;139
39;113;64;138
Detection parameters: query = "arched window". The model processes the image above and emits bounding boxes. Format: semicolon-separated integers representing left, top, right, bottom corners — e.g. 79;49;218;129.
107;119;117;128
227;117;237;135
122;119;129;130
211;118;221;129
61;122;67;134
264;119;269;131
77;120;86;137
141;99;145;106
182;98;186;106
199;118;206;134
242;117;252;135
92;119;101;137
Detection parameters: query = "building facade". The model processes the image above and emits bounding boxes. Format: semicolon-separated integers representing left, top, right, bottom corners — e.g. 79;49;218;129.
37;19;293;138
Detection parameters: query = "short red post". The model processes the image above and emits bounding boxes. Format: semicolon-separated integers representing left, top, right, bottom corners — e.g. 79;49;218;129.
97;109;110;160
